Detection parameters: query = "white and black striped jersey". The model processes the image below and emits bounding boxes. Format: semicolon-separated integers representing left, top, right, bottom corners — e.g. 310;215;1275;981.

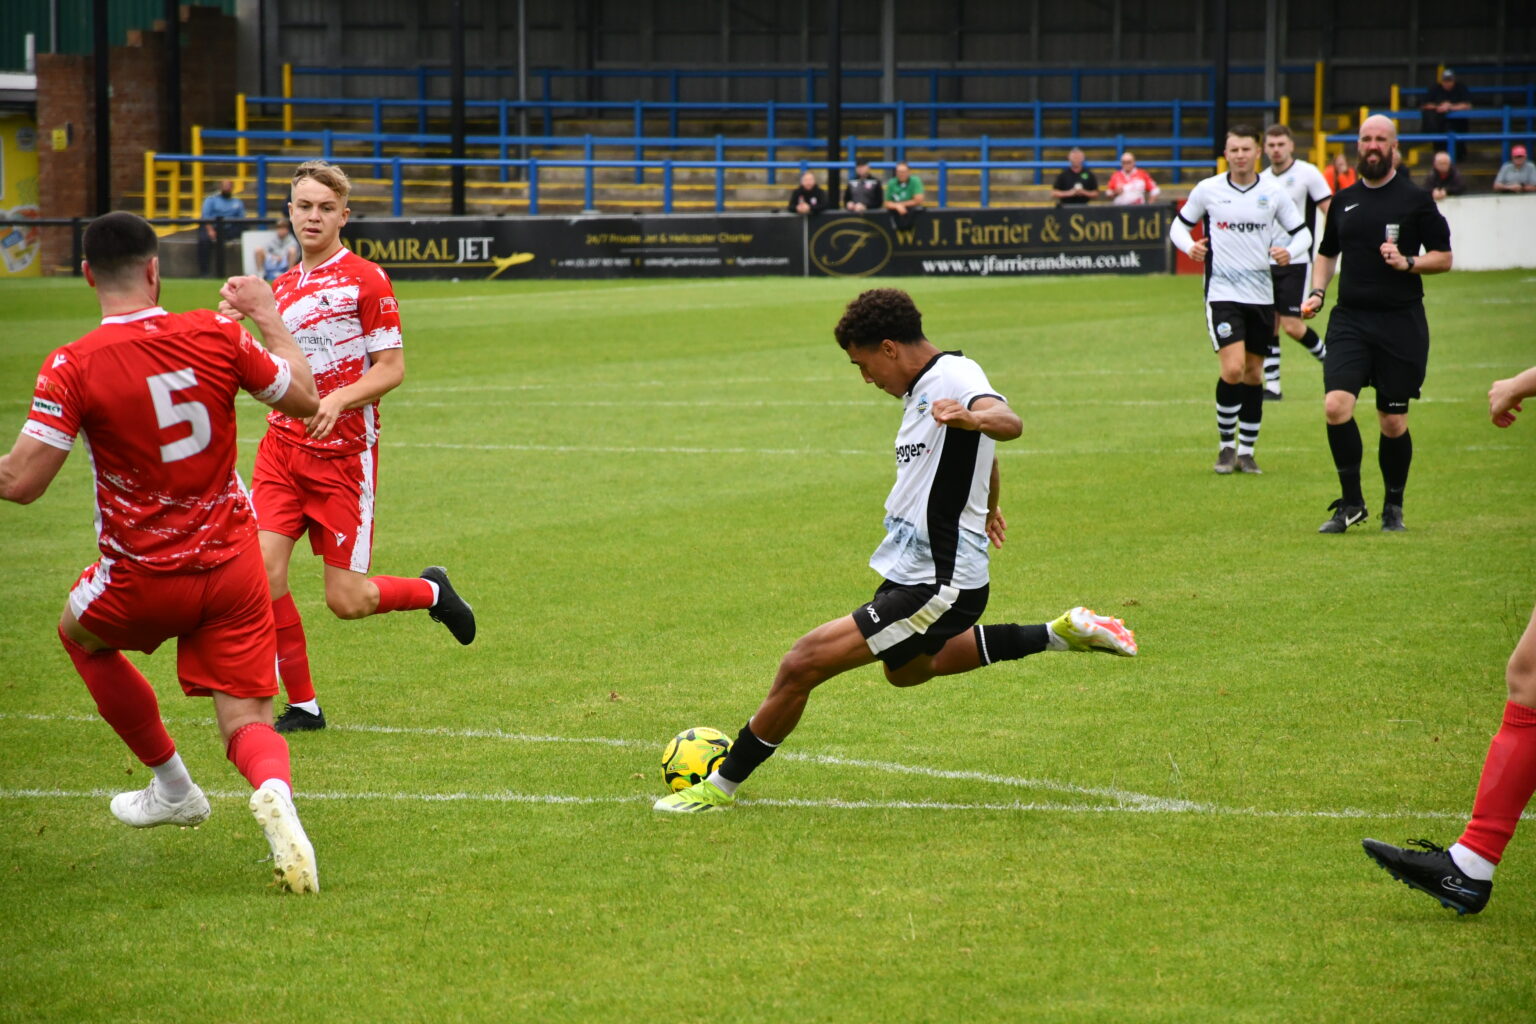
870;351;1004;590
1177;173;1308;305
1261;158;1331;262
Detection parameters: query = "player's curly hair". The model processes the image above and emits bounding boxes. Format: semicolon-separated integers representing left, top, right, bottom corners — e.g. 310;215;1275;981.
83;211;158;282
834;288;925;350
292;160;352;202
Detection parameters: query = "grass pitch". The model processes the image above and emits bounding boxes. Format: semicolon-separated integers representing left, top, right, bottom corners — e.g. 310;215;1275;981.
1;269;1534;1022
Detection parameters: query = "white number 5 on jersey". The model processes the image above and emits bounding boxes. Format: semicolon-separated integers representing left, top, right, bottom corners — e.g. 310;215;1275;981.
146;369;212;463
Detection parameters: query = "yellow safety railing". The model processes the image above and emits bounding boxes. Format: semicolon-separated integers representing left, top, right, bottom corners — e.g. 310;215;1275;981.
1278;95;1289;128
235;92;249;188
1312;60;1326;165
282;62;294;139
191;125;204;222
143;151;157;219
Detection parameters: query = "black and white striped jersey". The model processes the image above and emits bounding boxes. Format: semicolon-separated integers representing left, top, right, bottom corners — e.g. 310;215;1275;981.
870;351;1004;590
1261;158;1331;263
1178;173;1308;305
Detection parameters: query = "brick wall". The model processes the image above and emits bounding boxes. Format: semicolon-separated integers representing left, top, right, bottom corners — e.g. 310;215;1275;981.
35;5;237;274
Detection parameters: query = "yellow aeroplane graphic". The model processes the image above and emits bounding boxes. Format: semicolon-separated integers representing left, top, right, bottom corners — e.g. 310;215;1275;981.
488;252;536;279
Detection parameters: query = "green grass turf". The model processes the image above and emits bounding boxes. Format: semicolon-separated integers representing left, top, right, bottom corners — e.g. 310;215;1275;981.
1;269;1534;1021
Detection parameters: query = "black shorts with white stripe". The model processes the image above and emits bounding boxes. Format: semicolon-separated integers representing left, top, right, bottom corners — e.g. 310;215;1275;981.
1270;263;1308;316
854;579;990;669
1207;301;1275;354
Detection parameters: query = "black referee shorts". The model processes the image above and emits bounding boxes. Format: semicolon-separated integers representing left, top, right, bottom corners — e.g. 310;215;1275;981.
1270;264;1308;317
1323;304;1430;414
1207;301;1274;355
854;579;990;669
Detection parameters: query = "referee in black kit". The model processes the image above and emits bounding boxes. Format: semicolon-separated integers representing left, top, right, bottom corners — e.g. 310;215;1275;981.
1302;115;1452;534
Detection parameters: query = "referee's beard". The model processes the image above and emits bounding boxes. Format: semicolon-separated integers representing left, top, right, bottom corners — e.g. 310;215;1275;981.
1358;151;1392;183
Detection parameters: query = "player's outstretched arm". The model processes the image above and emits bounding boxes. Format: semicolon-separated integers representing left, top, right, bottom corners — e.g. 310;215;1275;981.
220;275;319;418
0;434;70;505
931;396;1021;441
1490;366;1536;428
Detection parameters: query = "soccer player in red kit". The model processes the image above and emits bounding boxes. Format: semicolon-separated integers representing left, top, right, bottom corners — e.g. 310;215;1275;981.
231;161;475;733
0;212;323;892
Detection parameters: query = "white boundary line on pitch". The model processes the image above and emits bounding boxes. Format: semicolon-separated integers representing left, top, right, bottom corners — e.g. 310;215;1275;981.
1;712;1508;821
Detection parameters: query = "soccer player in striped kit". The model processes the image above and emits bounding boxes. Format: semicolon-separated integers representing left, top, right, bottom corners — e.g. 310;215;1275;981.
1170;124;1312;475
1259;124;1332;400
655;289;1136;813
223;161;476;733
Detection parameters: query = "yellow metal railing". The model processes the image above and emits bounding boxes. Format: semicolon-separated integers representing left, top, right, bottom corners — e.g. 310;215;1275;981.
1312;60;1326;165
282;62;294;139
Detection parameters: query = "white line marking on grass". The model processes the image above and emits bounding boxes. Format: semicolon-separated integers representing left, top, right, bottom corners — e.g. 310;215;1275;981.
6;712;1518;821
0;787;1496;820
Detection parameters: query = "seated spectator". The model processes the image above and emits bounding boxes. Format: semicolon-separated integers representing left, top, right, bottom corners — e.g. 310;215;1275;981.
1420;68;1472;147
843;160;883;212
885;162;925;229
787;171;828;215
1106;152;1160;205
1051;147;1100;205
1323;152;1358;193
1494;145;1536;193
1423;152;1466;201
256;217;300;281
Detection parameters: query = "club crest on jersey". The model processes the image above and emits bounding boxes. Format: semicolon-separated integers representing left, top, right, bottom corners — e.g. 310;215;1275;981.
916;393;930;415
1257;195;1270;209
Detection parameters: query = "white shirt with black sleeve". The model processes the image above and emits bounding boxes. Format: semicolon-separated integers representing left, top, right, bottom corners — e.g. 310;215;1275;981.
1177;173;1308;305
870;351;1004;590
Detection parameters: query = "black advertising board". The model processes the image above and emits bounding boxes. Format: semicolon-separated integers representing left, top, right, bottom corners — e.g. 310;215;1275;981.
806;207;1170;278
339;214;804;280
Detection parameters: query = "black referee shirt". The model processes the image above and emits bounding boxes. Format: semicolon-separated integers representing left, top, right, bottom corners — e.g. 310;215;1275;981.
1318;170;1451;310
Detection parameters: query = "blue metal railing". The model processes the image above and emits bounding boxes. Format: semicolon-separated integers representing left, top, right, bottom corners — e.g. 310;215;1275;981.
1348;106;1536;161
159;151;1213;218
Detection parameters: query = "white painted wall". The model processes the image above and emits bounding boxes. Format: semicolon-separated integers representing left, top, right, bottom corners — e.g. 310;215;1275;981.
1437;194;1536;271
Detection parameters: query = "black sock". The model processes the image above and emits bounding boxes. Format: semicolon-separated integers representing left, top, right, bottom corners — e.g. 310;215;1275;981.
1237;382;1264;454
717;722;778;785
1215;379;1242;448
1327;420;1364;506
1298;327;1325;359
974;623;1050;665
1379;430;1412;507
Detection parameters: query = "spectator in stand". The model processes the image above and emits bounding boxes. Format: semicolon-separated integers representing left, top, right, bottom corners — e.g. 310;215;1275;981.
1324;152;1359;193
1051;148;1100;205
256;217;300;282
843;160;884;212
1494;145;1536;193
1423;151;1466;202
885;162;926;229
198;179;246;278
1106;152;1160;205
1420;68;1472;144
787;171;828;216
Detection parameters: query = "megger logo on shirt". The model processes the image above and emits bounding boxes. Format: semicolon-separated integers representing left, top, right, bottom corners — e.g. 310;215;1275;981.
31;397;63;418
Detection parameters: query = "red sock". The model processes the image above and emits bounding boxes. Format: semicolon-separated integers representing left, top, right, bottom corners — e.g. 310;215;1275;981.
58;625;176;767
227;722;292;792
271;593;316;704
370;575;435;614
1458;700;1536;864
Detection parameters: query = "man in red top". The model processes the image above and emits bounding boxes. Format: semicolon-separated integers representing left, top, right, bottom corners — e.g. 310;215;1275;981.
1105;151;1161;206
0;212;323;892
228;161;475;733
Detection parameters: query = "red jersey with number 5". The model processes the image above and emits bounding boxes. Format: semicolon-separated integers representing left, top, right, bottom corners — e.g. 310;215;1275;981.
23;306;292;572
267;247;402;456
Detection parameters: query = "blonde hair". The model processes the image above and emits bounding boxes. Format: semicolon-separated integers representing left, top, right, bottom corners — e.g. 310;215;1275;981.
291;160;351;202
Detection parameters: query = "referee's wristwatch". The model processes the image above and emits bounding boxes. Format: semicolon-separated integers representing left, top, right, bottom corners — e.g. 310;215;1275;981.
1405;255;1417;272
1308;288;1327;305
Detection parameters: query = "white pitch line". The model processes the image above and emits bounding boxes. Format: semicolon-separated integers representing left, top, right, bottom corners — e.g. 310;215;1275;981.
0;787;1486;820
3;712;1520;821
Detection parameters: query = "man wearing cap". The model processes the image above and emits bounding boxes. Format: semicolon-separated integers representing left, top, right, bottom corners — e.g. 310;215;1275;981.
1494;146;1536;193
1420;69;1472;144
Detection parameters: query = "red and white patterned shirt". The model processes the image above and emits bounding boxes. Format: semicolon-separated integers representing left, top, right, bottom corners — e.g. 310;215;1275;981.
267;247;402;457
1108;168;1161;206
23;306;291;572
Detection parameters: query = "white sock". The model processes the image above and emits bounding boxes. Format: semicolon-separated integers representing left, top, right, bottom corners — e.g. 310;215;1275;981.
425;580;441;606
150;752;194;800
705;770;739;796
1045;624;1069;652
1449;842;1496;881
258;778;294;803
289;698;321;715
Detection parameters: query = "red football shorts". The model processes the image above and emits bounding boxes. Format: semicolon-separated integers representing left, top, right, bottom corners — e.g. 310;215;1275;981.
251;432;378;573
68;540;277;699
